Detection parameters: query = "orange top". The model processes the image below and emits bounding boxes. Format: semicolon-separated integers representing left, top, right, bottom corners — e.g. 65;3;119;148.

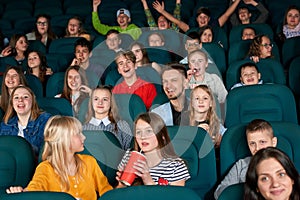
26;154;113;200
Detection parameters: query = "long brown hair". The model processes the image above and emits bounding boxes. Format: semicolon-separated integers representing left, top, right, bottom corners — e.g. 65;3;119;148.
27;50;48;83
3;85;42;123
133;112;178;159
0;66;28;111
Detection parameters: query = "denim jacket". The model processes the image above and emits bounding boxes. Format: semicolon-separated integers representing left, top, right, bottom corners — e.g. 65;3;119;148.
0;112;51;155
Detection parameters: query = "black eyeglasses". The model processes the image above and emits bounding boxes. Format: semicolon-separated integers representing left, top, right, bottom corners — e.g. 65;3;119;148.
36;21;48;26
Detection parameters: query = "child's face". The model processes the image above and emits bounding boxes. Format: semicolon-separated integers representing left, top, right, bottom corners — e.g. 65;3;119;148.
68;18;80;36
196;13;210;27
5;69;20;91
191;88;212;114
117;14;130;28
15;36;28;52
116;55;136;79
246;130;277;155
242;28;256;40
12;87;33;116
148;34;164;47
75;45;90;64
200;29;213;43
131;44;143;63
106;33;121;51
185;39;200;53
92;89;111;119
240;66;261;85
188;52;208;77
157;16;170;30
28;52;41;69
36;17;49;35
70;132;86;153
135;119;158;153
67;69;82;91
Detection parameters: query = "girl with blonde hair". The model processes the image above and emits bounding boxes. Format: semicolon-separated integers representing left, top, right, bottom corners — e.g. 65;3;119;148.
6;115;113;200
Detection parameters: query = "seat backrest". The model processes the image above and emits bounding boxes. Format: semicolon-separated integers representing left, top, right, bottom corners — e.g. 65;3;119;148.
226;59;286;90
46;72;65;97
48;37;80;55
228;40;252;65
282;36;300;68
27;40;47;55
37;97;73;116
167;126;217;199
229;23;274;44
225;84;298;128
81;130;123;186
0;136;35;195
0;191;76;200
114;94;147;127
25;74;44;98
100;185;201;200
202;43;227;76
220;122;300;177
46;53;70;73
218;183;244;200
288;56;300;97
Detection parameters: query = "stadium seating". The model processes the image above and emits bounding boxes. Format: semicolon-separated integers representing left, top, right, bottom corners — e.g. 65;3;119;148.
218;183;244;200
0;191;76;200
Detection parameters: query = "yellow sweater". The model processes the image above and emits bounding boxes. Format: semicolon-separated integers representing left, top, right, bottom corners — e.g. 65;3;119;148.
26;154;113;200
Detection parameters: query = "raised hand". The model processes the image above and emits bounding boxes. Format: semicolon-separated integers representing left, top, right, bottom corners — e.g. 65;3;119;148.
152;1;165;13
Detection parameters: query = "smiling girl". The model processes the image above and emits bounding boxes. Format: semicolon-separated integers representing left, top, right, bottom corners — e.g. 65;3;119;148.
0;85;51;155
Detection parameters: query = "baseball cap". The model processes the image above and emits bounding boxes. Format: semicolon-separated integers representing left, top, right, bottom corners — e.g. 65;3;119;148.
116;8;131;18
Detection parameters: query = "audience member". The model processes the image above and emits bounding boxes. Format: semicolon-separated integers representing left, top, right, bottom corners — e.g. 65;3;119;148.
181;85;225;146
0;66;28;111
242;26;256;40
244;147;300;200
70;37;103;86
130;41;162;74
0;34;28;71
6;115;113;199
148;32;165;47
141;0;181;31
0;85;51;155
229;0;269;26
248;34;274;63
116;112;190;186
92;0;142;40
65;16;91;41
214;119;277;199
27;50;52;92
58;65;91;118
231;62;262;90
187;49;227;104
105;29;123;52
152;1;241;32
282;5;300;39
151;64;189;126
26;14;57;49
112;51;157;110
83;86;133;150
199;25;214;43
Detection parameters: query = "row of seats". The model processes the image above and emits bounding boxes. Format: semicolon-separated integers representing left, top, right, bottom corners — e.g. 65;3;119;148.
2;120;300;199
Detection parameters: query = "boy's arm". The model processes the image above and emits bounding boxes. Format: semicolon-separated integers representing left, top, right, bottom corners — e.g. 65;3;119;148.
153;1;189;32
171;0;181;31
218;0;241;27
250;1;269;23
92;0;115;35
141;0;158;28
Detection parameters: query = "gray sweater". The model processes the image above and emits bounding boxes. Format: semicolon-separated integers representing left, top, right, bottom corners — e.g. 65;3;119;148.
214;156;251;199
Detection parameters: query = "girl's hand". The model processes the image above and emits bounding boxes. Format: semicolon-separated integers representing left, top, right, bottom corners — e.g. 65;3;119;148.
115;171;126;188
152;1;165;13
198;123;210;132
250;56;260;63
79;85;91;95
6;186;25;193
1;46;12;57
133;159;154;185
46;67;53;75
93;0;101;11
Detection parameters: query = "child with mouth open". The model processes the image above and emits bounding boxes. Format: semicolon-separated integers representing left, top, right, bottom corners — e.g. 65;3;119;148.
231;62;263;90
116;112;190;186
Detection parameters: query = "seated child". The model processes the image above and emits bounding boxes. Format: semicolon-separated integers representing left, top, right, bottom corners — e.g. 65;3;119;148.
214;119;277;199
231;62;263;90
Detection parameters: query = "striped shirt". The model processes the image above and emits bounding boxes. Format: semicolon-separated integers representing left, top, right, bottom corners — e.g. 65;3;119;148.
118;150;191;184
82;117;133;150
